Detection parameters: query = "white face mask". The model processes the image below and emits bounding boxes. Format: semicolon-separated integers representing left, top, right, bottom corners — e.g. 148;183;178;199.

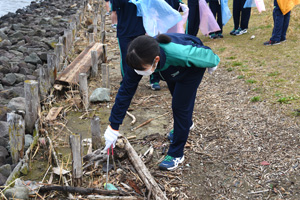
134;61;158;76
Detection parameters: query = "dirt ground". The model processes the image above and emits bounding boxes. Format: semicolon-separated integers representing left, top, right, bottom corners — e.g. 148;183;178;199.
34;1;300;199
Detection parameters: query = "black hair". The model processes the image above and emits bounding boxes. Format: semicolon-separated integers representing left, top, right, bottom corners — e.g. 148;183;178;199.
126;34;171;70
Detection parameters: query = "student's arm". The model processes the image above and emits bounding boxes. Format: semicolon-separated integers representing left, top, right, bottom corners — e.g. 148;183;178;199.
109;68;142;130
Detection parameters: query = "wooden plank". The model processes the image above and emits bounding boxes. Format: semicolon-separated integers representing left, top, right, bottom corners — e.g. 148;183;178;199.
45;107;63;121
56;43;103;85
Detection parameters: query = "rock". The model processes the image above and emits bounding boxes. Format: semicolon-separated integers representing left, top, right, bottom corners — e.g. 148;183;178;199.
10;63;20;73
0;146;9;166
39;17;51;25
0;84;3;90
10;31;24;41
14;73;26;83
11;24;21;31
0;30;8;40
18;45;27;53
9;50;23;57
0;65;10;74
0;173;7;186
25;134;33;150
20;163;28;175
1;73;16;86
0;106;10;121
26;75;37;80
0;121;8;138
90;88;110;102
4;186;29;200
0;164;11;178
0;39;12;48
19;67;33;75
24;52;42;65
7;97;26;112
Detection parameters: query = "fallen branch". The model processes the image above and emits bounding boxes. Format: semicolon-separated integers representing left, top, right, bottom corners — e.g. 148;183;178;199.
123;137;168;200
131;112;169;131
39;185;129;196
126;111;136;125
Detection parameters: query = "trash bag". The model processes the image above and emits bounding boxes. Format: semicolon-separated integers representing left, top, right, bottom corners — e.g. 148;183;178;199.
277;0;300;15
255;0;266;13
198;0;221;36
221;0;232;26
131;0;182;37
243;0;256;8
167;3;189;34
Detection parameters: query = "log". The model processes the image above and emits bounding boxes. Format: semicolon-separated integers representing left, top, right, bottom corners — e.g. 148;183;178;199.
56;42;103;85
101;63;109;88
91;50;98;78
39;64;50;101
55;43;63;72
39;185;130;196
69;133;83;187
47;54;57;85
123;137;168;200
102;44;107;63
7;112;25;164
89;32;95;44
91;115;101;150
79;73;89;111
24;80;40;134
86;195;142;200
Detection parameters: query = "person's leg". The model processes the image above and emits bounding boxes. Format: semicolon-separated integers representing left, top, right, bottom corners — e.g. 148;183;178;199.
105;0;110;14
167;68;206;158
281;11;291;41
270;0;284;42
232;0;240;30
111;11;117;26
117;37;133;78
208;1;218;38
240;0;251;30
186;4;200;36
216;3;223;35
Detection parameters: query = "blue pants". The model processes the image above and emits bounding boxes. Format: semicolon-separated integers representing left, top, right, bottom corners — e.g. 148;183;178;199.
167;67;206;157
270;0;290;42
186;4;200;36
233;0;251;30
117;37;160;84
209;1;223;34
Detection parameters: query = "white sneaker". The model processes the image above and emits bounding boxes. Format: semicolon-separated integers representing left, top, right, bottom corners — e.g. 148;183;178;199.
236;29;247;36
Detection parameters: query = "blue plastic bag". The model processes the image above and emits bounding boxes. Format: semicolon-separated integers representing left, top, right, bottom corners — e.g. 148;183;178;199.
244;0;256;8
130;0;182;36
221;0;232;26
129;0;142;16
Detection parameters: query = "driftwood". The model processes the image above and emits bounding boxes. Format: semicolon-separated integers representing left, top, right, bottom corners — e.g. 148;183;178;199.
56;42;103;85
45;107;63;121
131;112;169;132
79;73;89;110
91;115;101;150
39;185;130;196
123;137;168;200
86;195;142;200
70;133;83;187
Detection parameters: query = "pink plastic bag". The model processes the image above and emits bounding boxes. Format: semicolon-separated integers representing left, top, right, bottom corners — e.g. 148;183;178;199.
167;3;189;34
255;0;266;13
198;0;221;36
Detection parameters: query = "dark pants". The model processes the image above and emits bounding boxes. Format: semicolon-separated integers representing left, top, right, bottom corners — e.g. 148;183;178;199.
270;0;290;42
186;4;200;36
209;1;223;34
233;0;251;30
117;37;160;84
167;67;206;157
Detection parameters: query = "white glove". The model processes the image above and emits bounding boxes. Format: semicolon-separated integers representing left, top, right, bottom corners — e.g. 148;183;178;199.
208;66;218;74
104;125;119;151
179;3;189;13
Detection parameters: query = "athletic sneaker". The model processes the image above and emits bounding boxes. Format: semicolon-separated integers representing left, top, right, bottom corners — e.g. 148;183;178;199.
105;12;110;16
218;33;224;38
150;82;161;91
168;122;194;143
280;39;286;42
230;29;236;35
263;40;281;46
209;33;218;39
235;28;247;36
159;155;184;171
111;24;117;29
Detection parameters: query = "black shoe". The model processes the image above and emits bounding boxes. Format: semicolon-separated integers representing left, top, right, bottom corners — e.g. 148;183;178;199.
280;39;286;42
218;33;224;38
263;40;281;46
209;33;218;39
230;29;236;35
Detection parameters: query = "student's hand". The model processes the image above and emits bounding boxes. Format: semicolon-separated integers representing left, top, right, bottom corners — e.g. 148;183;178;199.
104;126;119;150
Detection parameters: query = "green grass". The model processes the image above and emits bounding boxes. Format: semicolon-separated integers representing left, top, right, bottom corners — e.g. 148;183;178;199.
267;71;279;77
250;96;261;102
237;75;244;79
246;79;257;84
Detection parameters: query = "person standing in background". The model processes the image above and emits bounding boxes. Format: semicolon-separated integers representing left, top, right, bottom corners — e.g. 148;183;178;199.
206;0;223;39
186;0;200;36
230;0;251;35
110;0;117;29
263;0;291;45
112;0;161;90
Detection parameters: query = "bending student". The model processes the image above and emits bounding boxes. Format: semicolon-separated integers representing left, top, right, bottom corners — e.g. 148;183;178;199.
103;33;220;171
